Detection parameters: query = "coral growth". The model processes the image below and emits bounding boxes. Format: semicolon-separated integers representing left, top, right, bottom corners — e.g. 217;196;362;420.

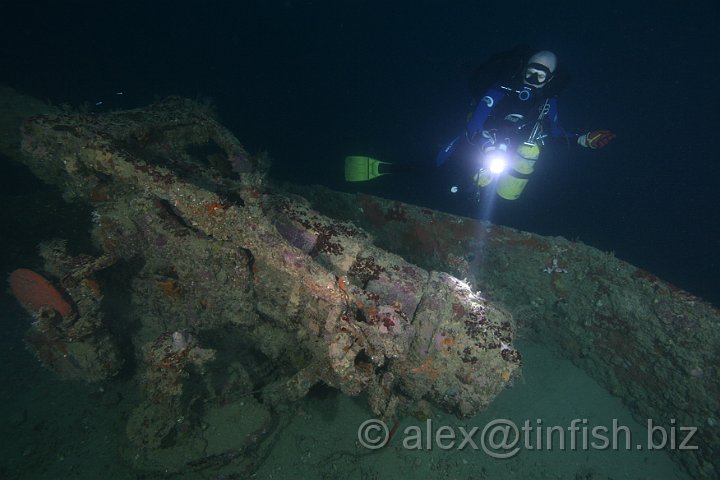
126;331;216;448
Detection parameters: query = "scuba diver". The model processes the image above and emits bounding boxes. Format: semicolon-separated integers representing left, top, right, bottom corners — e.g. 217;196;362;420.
345;46;616;201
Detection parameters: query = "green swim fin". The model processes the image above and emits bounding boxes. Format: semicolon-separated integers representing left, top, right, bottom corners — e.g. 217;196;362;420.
344;156;392;182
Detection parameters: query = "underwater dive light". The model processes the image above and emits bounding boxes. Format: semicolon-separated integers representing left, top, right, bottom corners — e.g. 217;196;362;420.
484;142;509;175
488;155;507;174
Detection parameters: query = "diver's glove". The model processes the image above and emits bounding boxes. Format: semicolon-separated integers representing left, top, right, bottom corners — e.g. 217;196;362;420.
578;130;616;149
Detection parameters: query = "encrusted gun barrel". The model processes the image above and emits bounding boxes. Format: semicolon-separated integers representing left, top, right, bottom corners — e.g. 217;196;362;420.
14;98;520;459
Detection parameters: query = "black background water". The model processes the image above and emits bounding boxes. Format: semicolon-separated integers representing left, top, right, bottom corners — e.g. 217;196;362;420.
1;0;718;305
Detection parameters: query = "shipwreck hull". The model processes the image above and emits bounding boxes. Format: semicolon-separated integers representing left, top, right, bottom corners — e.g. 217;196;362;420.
289;184;720;479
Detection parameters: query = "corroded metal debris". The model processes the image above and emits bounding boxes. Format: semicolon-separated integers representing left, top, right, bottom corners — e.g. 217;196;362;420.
10;98;521;473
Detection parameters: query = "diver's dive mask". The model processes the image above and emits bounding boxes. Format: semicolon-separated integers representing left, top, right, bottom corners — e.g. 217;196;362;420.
523;62;553;88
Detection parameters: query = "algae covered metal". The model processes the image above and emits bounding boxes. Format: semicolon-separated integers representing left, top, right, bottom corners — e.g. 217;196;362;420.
11;98;521;473
289;183;720;479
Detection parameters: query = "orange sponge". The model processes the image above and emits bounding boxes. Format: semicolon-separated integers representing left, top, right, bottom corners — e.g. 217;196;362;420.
8;268;73;318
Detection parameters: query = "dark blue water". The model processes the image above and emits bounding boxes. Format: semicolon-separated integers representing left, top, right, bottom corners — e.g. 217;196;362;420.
2;0;718;305
0;3;718;479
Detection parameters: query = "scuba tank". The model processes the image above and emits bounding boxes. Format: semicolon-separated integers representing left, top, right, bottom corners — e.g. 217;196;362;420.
478;98;551;200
